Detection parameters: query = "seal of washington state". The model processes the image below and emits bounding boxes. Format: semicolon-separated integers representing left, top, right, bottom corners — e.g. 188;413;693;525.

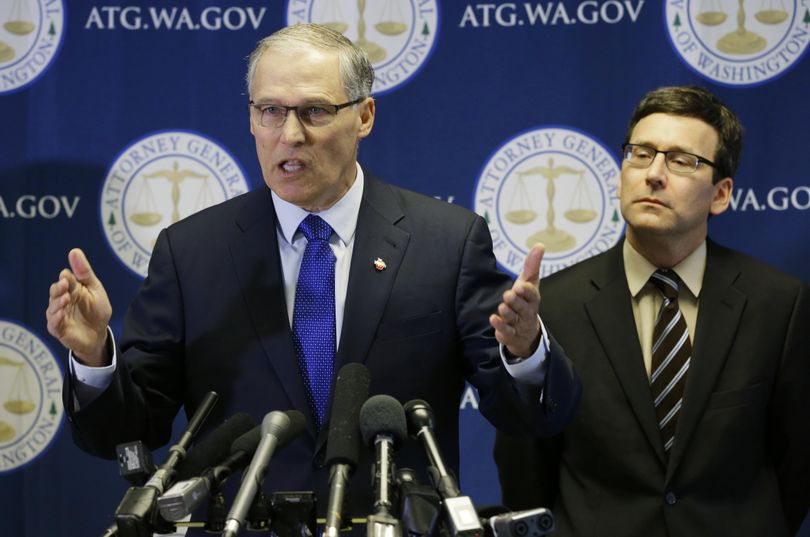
0;319;64;473
0;0;65;94
286;0;440;95
665;0;810;86
100;130;250;278
473;126;624;278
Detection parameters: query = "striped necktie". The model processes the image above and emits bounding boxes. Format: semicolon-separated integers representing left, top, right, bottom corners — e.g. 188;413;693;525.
292;214;336;430
649;269;691;455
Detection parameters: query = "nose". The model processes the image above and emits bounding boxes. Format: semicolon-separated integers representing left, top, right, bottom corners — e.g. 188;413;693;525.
645;152;668;188
279;109;306;145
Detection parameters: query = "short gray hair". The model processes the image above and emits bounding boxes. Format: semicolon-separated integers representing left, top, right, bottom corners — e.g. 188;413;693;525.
246;23;374;101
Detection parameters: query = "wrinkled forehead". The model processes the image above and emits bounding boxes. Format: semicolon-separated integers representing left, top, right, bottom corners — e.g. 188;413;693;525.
251;46;345;102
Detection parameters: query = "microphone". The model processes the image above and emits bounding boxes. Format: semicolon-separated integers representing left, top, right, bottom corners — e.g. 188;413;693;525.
486;508;555;537
156;414;257;521
397;468;442;537
404;400;482;537
359;394;408;537
324;363;371;537
222;410;306;537
112;391;219;537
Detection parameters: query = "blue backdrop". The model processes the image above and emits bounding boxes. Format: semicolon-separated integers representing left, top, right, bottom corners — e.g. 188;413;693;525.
1;1;808;535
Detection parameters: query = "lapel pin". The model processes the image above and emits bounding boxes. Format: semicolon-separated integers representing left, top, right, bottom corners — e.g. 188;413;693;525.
374;258;387;271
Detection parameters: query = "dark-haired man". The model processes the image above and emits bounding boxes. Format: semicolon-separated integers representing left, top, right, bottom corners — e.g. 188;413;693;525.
495;86;809;536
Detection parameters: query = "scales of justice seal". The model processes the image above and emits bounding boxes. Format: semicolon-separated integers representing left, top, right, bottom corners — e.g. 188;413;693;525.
0;0;65;94
473;127;624;278
667;0;810;85
0;320;64;473
286;0;440;94
100;131;250;278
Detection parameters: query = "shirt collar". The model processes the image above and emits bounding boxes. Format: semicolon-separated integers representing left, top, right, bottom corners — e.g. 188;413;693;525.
623;239;706;298
271;162;364;245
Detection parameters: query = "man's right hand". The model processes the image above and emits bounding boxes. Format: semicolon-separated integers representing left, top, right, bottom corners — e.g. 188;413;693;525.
46;248;113;367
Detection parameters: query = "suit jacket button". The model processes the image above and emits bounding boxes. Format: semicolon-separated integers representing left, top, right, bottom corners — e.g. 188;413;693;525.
665;491;677;505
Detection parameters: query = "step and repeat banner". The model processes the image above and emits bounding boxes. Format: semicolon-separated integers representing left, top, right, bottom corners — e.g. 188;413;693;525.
1;1;808;535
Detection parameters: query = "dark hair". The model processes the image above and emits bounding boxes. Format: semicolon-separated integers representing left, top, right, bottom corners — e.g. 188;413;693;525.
623;86;742;182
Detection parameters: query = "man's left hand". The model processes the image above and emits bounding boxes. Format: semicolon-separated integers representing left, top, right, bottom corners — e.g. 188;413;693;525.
490;243;545;358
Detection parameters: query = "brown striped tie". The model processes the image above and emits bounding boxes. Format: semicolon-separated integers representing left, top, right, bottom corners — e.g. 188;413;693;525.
649;270;691;455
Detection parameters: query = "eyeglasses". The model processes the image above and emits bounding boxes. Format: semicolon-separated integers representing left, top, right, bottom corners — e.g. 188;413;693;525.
622;143;716;174
249;98;363;128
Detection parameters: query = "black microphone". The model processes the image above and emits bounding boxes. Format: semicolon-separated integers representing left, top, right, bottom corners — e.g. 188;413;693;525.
404;400;482;537
156;413;257;521
222;410;306;537
112;391;219;537
208;426;263;533
397;468;442;537
324;363;371;537
360;394;408;537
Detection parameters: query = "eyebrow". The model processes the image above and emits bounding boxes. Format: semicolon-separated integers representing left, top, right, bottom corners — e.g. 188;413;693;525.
251;97;335;106
630;141;701;155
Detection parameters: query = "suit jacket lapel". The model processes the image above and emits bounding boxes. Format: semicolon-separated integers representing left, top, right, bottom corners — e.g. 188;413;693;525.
584;243;668;466
335;174;410;372
666;240;746;479
227;188;315;437
310;175;410;454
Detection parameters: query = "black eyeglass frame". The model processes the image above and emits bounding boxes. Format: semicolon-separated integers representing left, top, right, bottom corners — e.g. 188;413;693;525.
621;143;717;174
248;98;363;127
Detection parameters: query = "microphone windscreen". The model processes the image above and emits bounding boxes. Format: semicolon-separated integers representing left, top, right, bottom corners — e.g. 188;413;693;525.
325;363;371;467
359;394;408;448
229;425;262;469
403;399;435;434
176;412;256;479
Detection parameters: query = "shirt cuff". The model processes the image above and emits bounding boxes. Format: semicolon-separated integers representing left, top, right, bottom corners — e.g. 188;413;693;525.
500;315;550;386
69;327;117;407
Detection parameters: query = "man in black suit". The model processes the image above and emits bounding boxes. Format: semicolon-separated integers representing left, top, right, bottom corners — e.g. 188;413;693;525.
46;24;580;520
495;86;810;536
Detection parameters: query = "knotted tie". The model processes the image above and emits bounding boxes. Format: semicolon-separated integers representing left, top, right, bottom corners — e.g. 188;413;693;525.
649;269;691;454
292;214;336;429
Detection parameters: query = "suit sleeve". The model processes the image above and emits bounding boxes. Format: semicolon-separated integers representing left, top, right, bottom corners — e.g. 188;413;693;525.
62;228;186;459
770;281;810;532
455;215;580;436
494;430;562;510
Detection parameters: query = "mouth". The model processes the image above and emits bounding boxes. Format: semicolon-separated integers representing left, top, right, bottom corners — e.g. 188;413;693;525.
636;196;669;208
278;159;307;175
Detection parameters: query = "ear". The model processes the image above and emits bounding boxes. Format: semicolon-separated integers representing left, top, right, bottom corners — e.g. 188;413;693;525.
357;97;375;140
710;176;733;216
249;109;255;137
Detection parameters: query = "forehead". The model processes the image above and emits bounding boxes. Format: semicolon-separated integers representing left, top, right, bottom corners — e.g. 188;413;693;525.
251;45;345;102
630;113;719;156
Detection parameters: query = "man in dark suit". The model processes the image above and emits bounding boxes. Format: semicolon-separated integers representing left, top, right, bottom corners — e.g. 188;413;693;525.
46;24;580;521
495;86;810;536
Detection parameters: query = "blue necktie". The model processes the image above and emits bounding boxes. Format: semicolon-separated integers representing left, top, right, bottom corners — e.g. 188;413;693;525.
292;214;336;429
